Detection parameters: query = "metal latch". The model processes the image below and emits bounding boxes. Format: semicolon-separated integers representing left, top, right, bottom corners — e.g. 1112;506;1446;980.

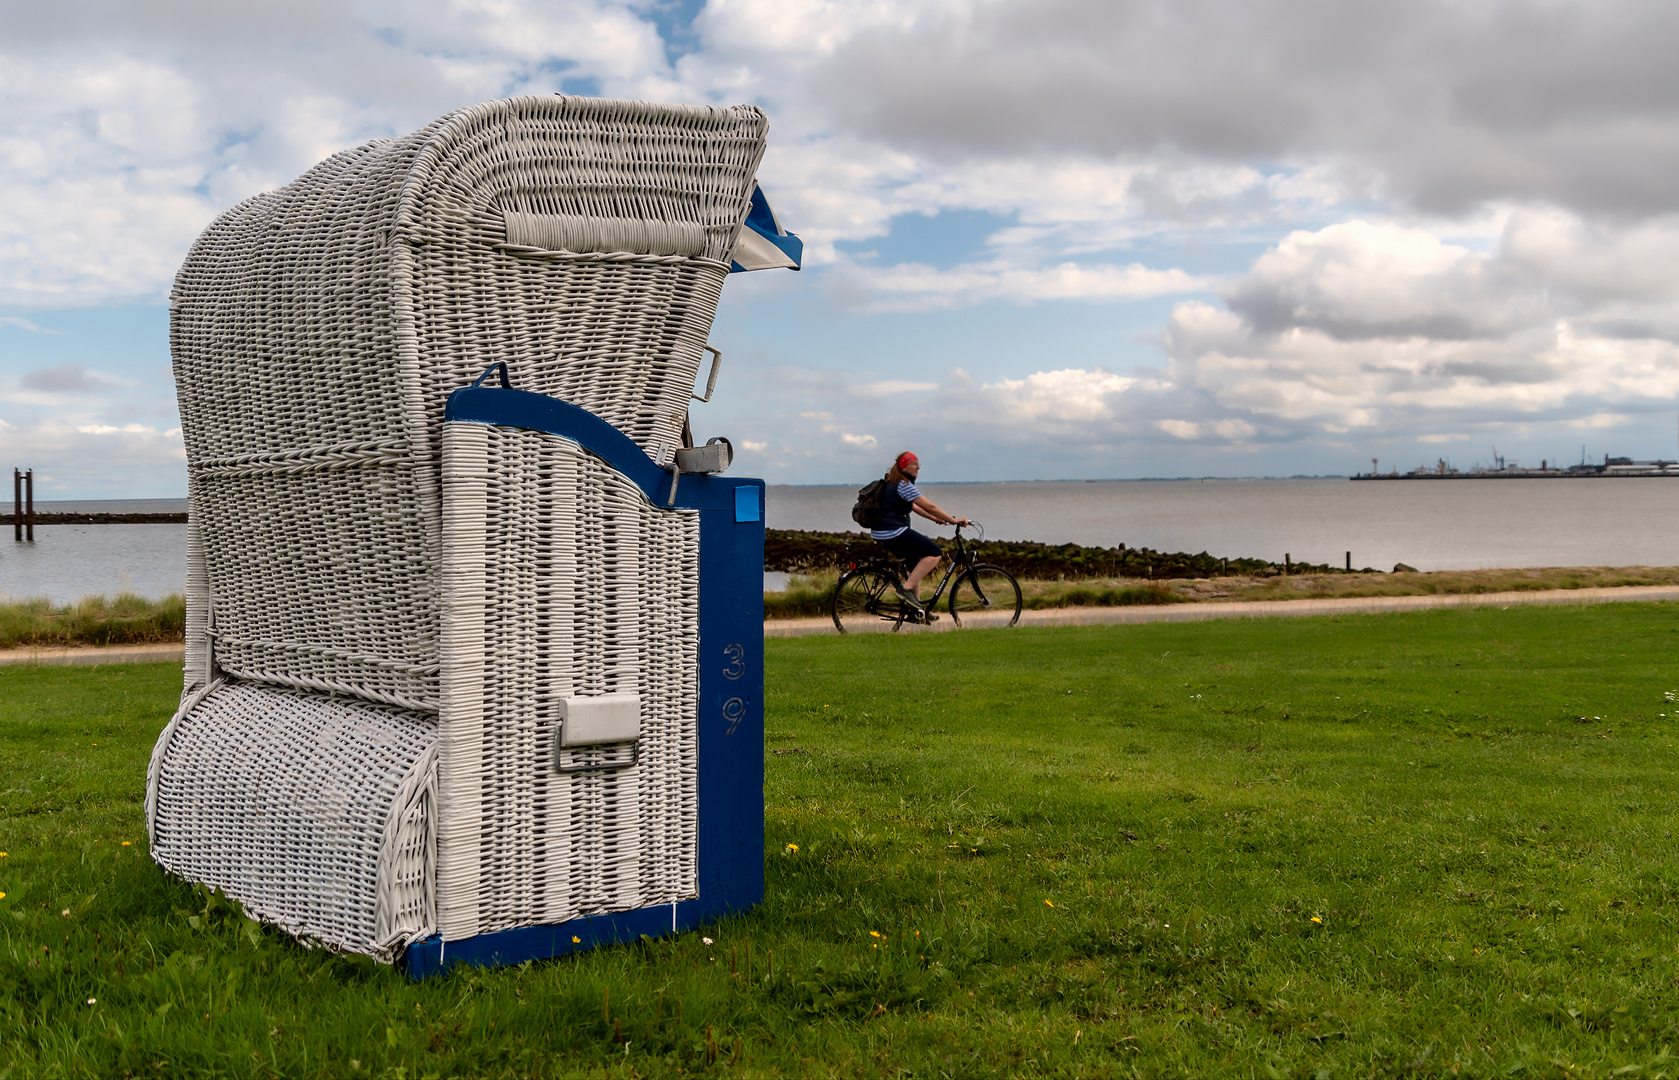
555;693;641;773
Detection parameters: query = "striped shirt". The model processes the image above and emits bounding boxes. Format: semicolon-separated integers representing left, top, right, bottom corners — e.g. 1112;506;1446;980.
870;481;922;540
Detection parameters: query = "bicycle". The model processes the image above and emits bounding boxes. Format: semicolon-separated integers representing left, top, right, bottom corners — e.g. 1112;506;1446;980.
830;524;1023;634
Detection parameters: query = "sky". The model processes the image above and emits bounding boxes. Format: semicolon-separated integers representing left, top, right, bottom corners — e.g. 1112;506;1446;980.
4;0;1679;495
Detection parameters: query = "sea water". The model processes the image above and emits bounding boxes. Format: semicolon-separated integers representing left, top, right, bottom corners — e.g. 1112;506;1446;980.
768;477;1679;576
6;480;1678;604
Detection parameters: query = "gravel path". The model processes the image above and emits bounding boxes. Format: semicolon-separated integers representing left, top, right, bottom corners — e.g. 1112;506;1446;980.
6;584;1676;662
0;642;188;667
764;583;1679;637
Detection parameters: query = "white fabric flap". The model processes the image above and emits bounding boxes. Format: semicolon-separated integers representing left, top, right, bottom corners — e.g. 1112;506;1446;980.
727;226;799;271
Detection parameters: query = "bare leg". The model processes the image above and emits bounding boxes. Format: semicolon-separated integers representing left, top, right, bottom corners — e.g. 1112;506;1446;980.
905;555;941;595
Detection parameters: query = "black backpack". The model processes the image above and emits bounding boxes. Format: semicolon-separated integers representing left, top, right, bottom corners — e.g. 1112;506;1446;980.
851;476;890;528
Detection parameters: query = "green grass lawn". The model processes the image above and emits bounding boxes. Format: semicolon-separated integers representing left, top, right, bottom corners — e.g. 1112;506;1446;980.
4;604;1679;1077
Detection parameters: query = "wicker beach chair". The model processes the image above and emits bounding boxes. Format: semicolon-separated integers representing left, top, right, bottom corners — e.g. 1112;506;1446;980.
146;96;782;971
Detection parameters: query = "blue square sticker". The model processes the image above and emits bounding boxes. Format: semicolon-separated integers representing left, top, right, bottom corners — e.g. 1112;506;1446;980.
734;485;760;523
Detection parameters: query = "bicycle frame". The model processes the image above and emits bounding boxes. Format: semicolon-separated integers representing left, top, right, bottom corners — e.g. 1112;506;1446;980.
913;526;978;607
832;523;1023;633
849;524;981;603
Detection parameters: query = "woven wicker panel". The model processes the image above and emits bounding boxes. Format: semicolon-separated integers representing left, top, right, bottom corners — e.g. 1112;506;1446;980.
146;682;438;961
193;456;440;711
170;96;764;713
437;422;698;940
397;97;762;465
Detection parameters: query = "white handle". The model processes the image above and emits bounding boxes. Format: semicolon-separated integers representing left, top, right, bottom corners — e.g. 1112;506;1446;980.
692;345;723;402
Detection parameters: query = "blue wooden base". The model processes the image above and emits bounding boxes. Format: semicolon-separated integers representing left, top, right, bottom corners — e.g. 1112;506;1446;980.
409;386;765;979
405;896;734;978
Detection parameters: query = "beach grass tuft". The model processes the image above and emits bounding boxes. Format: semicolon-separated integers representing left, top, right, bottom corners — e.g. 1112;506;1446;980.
0;593;185;650
3;603;1679;1074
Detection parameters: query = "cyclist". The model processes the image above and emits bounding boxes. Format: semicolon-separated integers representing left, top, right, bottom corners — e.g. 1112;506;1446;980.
870;450;970;617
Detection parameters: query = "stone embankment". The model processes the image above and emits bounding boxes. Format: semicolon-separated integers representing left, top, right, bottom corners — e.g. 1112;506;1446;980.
1;513;188;524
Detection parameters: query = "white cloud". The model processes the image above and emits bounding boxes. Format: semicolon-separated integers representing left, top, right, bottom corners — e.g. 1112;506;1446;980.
978;368;1139;424
802;0;1679;218
856;380;936;394
845;260;1210;313
1224;220;1547;342
695;0;928;60
1164;215;1679;437
0;418;185;496
7;0;1679;488
1157;418;1257;441
0;0;677;308
1570;412;1632;429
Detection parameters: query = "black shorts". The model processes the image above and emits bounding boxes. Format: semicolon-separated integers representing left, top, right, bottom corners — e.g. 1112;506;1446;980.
877;528;942;565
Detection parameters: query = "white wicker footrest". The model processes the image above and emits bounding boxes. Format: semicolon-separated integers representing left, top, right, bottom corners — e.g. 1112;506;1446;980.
146;682;438;962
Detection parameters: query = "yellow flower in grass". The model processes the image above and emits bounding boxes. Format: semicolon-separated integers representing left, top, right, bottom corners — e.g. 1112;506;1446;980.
869;930;881;938
1045;899;1055;908
572;936;581;944
1310;916;1323;925
0;892;6;900
785;844;798;853
121;841;132;847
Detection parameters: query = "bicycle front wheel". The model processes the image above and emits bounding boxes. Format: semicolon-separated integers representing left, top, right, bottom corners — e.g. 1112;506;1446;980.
948;565;1023;628
832;568;908;634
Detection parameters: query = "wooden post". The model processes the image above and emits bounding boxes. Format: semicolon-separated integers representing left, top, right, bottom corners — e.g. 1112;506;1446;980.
1345;551;1351;571
24;468;33;543
1285;553;1291;573
11;469;19;542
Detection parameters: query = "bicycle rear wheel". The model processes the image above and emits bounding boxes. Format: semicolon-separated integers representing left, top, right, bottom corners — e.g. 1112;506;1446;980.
948;564;1023;628
832;568;909;634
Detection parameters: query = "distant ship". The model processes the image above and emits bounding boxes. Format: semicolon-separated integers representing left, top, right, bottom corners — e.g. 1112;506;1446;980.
1353;451;1679;480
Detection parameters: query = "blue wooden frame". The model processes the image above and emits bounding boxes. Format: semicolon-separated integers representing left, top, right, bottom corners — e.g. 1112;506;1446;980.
404;385;765;979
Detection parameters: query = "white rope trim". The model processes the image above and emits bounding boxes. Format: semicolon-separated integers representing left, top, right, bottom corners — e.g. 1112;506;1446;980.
212;663;440;714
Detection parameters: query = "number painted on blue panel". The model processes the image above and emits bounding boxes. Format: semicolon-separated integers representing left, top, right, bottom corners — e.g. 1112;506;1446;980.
722;643;744;680
723;696;746;735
